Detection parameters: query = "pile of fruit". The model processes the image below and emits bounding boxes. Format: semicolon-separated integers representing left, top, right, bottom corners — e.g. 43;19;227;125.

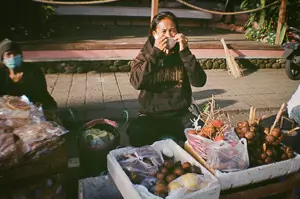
118;147;209;198
187;98;229;142
234;106;297;166
153;159;204;197
187;119;227;141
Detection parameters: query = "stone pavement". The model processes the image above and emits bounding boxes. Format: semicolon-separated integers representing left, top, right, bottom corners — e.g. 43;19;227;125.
46;69;299;123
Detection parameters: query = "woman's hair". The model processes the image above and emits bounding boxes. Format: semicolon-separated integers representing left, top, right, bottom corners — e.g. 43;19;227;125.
149;11;180;41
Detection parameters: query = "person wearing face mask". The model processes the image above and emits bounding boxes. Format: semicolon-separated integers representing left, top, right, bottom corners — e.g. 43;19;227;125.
127;11;207;147
0;38;57;111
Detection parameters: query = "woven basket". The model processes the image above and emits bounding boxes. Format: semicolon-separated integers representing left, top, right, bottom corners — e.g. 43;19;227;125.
79;118;120;152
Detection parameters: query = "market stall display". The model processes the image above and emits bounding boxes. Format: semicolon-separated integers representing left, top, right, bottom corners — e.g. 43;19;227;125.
0;96;68;170
185;97;249;172
107;139;221;199
185;99;300;190
0;95;68;184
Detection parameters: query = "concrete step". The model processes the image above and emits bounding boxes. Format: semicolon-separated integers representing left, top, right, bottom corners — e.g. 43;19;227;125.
23;48;284;62
55;5;213;19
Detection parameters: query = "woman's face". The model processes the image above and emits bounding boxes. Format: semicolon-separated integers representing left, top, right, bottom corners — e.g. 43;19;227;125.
2;51;21;61
153;18;178;38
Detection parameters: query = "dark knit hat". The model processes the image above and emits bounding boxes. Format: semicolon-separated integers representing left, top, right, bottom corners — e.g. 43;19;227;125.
0;39;20;62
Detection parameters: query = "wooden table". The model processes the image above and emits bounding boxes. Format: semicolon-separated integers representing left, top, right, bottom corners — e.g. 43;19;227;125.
220;174;300;199
78;173;300;199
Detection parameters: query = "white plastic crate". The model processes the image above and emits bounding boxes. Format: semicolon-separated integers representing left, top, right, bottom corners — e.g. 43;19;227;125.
185;141;300;190
107;139;221;199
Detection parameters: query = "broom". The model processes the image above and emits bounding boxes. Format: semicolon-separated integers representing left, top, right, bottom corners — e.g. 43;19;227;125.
220;38;243;78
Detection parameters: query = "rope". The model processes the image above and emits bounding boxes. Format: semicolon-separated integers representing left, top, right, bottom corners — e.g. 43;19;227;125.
31;0;279;15
175;0;280;15
32;0;119;5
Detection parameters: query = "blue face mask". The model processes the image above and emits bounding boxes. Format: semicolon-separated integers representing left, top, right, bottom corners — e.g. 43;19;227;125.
3;55;23;69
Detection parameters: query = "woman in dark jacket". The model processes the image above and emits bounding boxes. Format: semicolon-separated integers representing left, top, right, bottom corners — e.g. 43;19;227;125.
127;11;207;147
0;38;57;111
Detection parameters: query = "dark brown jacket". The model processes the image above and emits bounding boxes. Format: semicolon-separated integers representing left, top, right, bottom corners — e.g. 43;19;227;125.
130;37;207;117
0;64;57;110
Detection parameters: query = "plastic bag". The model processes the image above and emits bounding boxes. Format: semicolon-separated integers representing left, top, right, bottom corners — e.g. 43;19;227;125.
117;146;164;181
0;95;45;123
206;138;249;172
0;133;30;168
185;127;240;159
11;121;68;160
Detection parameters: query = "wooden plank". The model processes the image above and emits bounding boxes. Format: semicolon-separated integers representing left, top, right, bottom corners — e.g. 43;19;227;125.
151;0;159;22
19;41;282;51
220;174;300;199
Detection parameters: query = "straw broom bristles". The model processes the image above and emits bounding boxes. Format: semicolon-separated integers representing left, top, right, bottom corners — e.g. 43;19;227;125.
220;38;243;78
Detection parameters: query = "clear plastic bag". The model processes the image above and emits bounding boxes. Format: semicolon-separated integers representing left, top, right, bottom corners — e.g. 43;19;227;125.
206;138;249;172
0;95;45;123
0;133;30;168
185;127;240;159
8;121;68;162
13;121;68;146
117;145;164;180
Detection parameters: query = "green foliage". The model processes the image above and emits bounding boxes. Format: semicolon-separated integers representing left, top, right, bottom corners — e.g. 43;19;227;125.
0;0;55;41
241;0;300;45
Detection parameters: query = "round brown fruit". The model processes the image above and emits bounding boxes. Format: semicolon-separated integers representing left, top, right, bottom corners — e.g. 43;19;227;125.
266;149;273;157
242;121;249;128
281;153;288;160
249;126;256;132
163;159;174;169
182;162;192;171
160;167;168;174
271;128;281;138
173;167;184;176
156;172;166;181
154;183;168;197
264;157;273;164
266;135;275;144
166;174;177;183
261;153;267;160
245;131;254;140
237;122;243;128
241;127;249;134
287;152;294;159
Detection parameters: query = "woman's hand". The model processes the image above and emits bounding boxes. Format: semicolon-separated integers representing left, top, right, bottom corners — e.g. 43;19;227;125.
154;34;167;51
174;33;188;51
9;69;23;83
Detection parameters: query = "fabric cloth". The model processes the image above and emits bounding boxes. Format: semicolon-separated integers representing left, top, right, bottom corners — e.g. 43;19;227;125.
0;64;57;110
287;84;300;117
0;39;18;61
129;36;207;118
126;110;202;147
290;105;300;125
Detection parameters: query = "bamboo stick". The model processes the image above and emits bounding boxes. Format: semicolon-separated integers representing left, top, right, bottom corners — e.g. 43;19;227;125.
275;0;287;45
220;38;243;78
270;103;286;132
